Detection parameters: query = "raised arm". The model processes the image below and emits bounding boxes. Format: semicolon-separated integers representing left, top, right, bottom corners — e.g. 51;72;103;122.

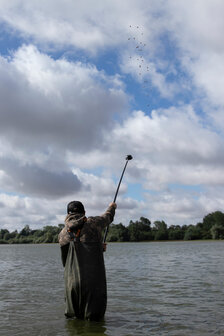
99;202;117;227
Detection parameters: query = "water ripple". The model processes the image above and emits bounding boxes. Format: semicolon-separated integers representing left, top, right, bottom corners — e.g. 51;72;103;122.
0;241;224;335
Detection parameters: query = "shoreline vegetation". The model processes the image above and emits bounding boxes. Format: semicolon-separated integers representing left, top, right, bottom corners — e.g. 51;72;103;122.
1;211;224;244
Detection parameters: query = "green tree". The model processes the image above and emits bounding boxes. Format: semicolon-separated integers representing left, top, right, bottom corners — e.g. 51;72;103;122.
211;223;224;239
168;225;184;240
184;225;201;240
19;225;31;237
128;217;152;241
0;229;9;239
201;211;224;239
9;230;18;239
32;229;44;238
52;235;59;243
4;232;11;241
0;239;8;244
153;220;168;240
43;232;54;243
107;223;129;242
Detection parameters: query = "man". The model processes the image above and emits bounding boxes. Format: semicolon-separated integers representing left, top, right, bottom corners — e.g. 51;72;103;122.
58;201;116;320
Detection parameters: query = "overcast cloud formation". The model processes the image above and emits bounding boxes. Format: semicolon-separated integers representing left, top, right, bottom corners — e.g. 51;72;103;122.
0;0;224;231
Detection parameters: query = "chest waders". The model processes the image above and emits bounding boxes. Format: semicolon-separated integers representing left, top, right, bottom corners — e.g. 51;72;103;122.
64;240;107;320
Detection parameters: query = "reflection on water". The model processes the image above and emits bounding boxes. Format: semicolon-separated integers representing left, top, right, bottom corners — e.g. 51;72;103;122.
0;241;224;336
66;318;107;336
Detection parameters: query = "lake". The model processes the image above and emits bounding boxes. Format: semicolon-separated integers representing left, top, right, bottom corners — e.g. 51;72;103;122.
0;241;224;336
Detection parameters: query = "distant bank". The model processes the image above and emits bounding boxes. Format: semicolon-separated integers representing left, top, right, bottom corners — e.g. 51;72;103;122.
1;210;224;244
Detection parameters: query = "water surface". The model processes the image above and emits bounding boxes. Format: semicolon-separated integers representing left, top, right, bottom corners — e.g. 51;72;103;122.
0;241;224;335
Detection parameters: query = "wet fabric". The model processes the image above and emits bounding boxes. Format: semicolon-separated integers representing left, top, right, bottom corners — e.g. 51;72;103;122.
64;241;107;320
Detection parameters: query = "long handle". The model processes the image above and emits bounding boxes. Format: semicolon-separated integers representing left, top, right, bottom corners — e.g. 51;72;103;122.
103;155;132;243
113;160;129;203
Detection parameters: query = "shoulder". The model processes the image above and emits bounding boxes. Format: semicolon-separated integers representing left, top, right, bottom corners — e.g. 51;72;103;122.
87;216;104;224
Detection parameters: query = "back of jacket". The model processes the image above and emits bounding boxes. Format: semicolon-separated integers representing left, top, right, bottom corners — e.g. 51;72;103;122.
58;204;115;246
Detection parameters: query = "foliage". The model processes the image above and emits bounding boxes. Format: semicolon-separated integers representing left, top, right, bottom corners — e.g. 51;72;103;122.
0;224;63;244
184;225;201;240
1;211;224;244
168;225;185;240
211;224;224;239
128;217;152;241
153;220;168;240
204;211;224;239
107;223;129;242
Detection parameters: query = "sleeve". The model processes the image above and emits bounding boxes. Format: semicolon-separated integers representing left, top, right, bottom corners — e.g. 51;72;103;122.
58;226;71;247
92;205;116;230
102;205;116;223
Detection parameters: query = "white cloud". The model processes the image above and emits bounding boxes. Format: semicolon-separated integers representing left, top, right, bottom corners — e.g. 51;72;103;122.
0;0;155;53
0;44;128;200
143;183;224;226
164;0;224;108
0;45;127;147
0;165;142;230
63;103;224;227
0;193;66;230
187;53;224;107
120;52;177;99
0;0;224;231
166;0;224;55
2;0;224;109
0;43;137;229
0;44;127;151
109;106;224;189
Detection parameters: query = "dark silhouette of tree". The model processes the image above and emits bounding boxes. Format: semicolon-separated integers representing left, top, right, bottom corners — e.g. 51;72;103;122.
184;225;201;240
128;217;152;241
202;211;224;239
1;212;224;244
153;220;168;240
168;225;184;240
107;223;129;242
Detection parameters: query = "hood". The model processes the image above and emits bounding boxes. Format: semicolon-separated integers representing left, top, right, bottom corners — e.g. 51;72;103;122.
65;213;87;232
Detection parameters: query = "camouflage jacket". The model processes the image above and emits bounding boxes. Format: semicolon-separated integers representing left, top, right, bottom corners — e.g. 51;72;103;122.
58;205;115;246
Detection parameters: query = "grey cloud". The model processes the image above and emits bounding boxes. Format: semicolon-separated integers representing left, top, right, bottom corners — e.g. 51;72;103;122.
0;202;5;208
0;158;82;199
0;46;128;153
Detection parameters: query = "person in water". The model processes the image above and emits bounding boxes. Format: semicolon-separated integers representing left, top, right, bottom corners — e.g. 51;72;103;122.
58;201;116;320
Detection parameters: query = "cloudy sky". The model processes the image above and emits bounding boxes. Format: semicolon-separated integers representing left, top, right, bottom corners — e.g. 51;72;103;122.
0;0;224;231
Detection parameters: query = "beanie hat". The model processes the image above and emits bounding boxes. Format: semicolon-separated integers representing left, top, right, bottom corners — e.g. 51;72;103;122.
67;201;85;214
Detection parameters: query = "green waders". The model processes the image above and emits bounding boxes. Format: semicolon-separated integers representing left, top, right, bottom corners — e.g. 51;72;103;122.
63;241;107;321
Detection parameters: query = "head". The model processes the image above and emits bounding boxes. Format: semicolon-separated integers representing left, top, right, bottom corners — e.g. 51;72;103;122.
67;201;85;215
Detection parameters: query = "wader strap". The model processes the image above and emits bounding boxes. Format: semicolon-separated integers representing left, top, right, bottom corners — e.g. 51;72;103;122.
75;229;81;242
67;229;81;242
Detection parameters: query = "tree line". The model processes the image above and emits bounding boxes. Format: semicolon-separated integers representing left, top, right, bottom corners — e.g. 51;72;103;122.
0;211;224;244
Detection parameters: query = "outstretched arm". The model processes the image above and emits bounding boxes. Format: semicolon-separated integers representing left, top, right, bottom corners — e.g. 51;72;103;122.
99;202;117;228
